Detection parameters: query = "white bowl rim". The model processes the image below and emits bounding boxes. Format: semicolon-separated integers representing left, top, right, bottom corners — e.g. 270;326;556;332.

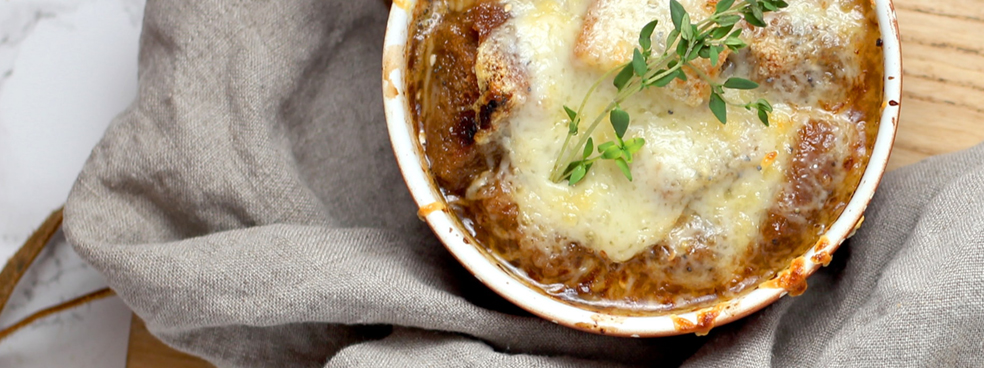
381;0;903;337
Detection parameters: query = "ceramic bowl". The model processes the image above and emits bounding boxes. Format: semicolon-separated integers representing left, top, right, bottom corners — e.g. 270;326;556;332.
381;0;902;337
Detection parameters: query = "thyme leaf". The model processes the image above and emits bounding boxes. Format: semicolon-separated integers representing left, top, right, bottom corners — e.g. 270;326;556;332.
550;0;787;185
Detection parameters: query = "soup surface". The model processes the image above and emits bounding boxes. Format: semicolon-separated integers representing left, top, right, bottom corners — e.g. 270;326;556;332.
406;0;883;314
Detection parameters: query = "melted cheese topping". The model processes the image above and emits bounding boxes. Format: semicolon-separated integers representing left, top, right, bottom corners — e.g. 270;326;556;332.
478;0;867;262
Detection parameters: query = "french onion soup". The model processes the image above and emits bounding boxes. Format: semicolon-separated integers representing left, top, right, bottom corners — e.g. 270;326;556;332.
405;0;883;314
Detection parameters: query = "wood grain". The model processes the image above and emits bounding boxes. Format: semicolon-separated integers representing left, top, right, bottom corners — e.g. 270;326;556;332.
127;315;212;368
125;0;984;365
889;0;984;170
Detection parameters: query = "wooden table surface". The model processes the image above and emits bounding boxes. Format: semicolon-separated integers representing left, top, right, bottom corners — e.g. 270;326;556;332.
125;0;984;366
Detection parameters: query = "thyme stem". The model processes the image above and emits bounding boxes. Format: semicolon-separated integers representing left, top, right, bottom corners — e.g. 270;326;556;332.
550;0;787;185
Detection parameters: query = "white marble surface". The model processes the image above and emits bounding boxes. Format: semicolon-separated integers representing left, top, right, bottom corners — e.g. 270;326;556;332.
0;0;145;366
0;231;131;367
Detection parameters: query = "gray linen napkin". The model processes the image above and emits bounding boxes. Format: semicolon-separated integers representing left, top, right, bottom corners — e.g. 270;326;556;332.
63;0;984;367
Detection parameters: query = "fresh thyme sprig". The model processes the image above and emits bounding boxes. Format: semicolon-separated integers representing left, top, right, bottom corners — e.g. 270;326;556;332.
550;0;788;185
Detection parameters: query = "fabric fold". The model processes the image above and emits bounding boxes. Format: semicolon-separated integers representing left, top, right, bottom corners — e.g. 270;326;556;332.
64;0;983;367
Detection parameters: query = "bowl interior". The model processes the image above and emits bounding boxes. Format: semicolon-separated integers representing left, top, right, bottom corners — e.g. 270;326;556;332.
382;0;903;337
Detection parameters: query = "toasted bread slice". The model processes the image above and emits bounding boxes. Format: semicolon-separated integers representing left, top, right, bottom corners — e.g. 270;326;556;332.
472;7;529;145
739;4;867;109
575;0;723;106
